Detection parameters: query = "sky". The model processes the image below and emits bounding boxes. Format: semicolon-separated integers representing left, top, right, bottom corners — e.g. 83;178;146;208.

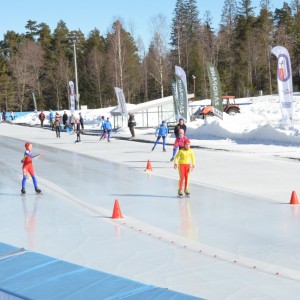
0;0;288;48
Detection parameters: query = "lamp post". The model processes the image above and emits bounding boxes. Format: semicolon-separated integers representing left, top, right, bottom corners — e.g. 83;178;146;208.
192;75;196;100
68;34;80;110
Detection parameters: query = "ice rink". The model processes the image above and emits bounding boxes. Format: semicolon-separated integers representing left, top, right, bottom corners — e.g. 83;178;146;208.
1;123;300;299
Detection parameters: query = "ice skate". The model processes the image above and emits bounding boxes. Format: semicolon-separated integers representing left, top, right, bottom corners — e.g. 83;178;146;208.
35;188;42;194
177;189;183;198
184;190;190;197
21;188;26;195
170;157;174;162
163;148;166;152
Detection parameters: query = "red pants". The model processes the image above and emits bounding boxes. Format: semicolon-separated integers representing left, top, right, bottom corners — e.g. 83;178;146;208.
23;164;35;177
178;164;190;190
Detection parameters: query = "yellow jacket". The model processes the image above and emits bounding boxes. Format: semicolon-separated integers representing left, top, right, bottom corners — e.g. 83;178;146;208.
174;148;195;165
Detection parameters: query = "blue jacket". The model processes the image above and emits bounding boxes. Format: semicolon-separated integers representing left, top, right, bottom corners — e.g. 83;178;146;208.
155;124;168;136
49;111;54;120
103;120;112;130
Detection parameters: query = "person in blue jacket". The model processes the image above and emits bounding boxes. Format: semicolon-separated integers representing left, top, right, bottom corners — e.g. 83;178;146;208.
49;109;54;131
103;117;112;142
152;120;168;152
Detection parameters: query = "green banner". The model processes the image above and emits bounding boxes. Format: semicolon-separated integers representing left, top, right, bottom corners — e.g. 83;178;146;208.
206;61;223;119
175;74;188;121
171;80;180;120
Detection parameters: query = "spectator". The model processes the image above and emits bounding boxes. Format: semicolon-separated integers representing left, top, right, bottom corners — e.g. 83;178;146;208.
62;111;68;129
10;111;15;121
38;111;45;128
2;110;6;121
49;109;54;130
128;113;136;140
70;114;75;131
79;112;84;130
74;118;81;143
54;112;61;138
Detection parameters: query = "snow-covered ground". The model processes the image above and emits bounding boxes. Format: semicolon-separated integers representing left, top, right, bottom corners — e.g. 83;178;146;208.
1;94;300;299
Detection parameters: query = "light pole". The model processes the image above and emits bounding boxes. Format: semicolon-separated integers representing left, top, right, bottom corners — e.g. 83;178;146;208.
192;75;196;100
68;34;80;110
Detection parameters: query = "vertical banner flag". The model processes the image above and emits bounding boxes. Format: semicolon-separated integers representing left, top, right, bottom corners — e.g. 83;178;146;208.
114;87;128;118
205;61;223;120
171;80;180;119
271;46;293;127
69;81;75;114
175;66;189;122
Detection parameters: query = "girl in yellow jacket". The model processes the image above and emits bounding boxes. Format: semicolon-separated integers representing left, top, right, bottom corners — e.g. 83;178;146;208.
174;139;195;197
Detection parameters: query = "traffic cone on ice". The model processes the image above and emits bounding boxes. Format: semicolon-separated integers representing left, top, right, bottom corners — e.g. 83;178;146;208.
145;159;153;172
112;199;123;219
290;191;299;205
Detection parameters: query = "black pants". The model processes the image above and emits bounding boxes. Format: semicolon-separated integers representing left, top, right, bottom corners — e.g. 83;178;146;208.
55;126;60;138
129;126;135;138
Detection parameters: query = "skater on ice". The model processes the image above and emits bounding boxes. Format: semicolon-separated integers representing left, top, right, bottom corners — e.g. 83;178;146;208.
21;142;44;195
151;120;168;152
174;139;195;197
170;129;189;162
174;118;187;137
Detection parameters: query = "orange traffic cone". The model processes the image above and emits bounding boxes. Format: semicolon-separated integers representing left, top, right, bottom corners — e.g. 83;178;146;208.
145;159;153;172
290;191;299;205
112;199;123;218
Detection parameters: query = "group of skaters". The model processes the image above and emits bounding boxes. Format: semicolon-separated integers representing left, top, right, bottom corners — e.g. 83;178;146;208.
151;118;195;197
38;109;84;142
21;112;195;197
1;110;15;121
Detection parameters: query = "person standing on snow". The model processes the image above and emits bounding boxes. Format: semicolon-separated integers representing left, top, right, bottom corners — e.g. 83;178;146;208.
170;129;189;162
49;109;54;131
70;114;75;131
74;118;81;143
39;111;45;128
79;112;84;130
21;142;44;195
128;112;136;140
174;139;195;197
54;112;61;138
152;120;168;152
62;111;68;129
174;118;187;137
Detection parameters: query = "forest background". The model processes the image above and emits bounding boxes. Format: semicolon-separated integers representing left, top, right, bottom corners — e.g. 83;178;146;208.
0;0;299;112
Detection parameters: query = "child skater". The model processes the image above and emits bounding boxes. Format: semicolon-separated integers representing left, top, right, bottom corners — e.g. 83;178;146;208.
174;139;195;197
21;142;44;195
170;129;189;162
152;120;168;152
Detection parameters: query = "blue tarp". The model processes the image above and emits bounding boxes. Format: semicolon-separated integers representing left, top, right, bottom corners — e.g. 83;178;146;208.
0;243;203;300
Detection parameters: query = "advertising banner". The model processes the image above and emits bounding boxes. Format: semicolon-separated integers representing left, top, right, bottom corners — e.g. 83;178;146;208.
206;61;223;120
271;46;293;126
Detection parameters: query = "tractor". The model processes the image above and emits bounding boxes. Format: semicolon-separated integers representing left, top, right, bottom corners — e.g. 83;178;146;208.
199;96;240;118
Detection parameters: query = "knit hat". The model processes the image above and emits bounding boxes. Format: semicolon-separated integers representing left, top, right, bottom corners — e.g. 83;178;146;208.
25;142;31;150
184;139;190;144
